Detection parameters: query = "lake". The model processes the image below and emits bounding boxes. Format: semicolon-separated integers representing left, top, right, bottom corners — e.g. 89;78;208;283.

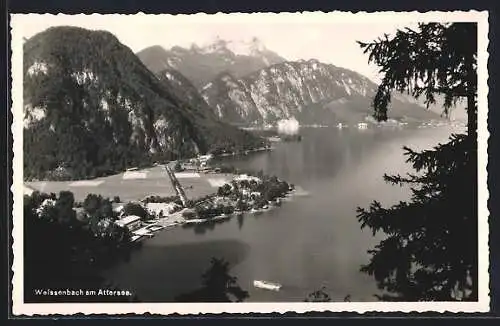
103;125;460;302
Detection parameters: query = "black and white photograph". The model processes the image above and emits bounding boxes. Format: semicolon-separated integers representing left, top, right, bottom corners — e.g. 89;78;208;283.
10;11;489;315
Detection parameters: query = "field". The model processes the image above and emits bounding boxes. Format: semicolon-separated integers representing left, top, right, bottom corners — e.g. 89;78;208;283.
25;166;233;202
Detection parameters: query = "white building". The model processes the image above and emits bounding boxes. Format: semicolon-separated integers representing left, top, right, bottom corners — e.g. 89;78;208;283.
357;122;368;129
234;174;261;183
199;154;214;162
115;215;142;231
112;203;124;215
267;136;281;142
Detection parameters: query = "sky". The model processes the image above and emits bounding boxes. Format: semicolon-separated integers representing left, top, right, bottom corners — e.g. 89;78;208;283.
15;13;425;83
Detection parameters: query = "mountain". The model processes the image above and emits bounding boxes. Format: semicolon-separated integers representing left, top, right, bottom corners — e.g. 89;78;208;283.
412;95;468;121
23;26;266;181
136;37;286;88
200;59;442;126
156;68;219;120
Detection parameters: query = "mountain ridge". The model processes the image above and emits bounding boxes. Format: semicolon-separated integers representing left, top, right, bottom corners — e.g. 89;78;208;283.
23;26;265;181
137;37;445;126
199;59;442;126
137;38;286;88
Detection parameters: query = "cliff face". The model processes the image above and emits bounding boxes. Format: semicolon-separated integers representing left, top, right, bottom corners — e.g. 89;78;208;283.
23;26;264;181
200;59;441;126
137;38;286;88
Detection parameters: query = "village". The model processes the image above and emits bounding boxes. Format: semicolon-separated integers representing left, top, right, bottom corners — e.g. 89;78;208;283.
110;154;295;243
27;152;296;244
26;116;449;245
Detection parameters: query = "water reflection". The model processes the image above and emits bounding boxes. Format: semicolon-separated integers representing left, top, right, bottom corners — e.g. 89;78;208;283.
237;214;244;230
181;210;273;235
181;217;231;234
102;239;251;302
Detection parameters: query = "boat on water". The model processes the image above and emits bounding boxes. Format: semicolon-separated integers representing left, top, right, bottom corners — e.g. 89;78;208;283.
253;280;282;291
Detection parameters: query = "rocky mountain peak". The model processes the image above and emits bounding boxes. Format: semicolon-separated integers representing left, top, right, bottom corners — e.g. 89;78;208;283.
137;37;286;88
200;37;232;54
201;59;441;126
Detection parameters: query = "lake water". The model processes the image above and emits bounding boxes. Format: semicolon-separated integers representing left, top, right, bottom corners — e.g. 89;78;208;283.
103;125;459;302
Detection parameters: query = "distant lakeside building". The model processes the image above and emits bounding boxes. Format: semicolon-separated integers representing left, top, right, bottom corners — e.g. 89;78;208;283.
357;122;368;129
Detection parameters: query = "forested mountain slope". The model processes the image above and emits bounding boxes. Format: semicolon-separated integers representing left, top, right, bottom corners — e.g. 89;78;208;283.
23;27;265;181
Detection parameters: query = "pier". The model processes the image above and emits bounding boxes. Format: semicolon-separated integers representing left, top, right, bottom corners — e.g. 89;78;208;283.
163;164;189;207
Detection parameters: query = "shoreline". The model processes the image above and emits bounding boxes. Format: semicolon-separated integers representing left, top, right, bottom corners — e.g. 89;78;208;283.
23;143;273;183
131;187;308;242
24;140;307;244
23;123;462;184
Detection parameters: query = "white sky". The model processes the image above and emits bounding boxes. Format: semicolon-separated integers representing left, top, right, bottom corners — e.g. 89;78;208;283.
15;13;429;83
15;12;482;84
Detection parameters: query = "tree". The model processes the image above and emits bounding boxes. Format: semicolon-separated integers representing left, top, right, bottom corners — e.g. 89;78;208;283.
83;194;115;223
122;202;149;221
355;23;477;301
305;287;332;302
182;208;197;220
357;23;477;137
235;199;247;212
222;205;234;215
55;190;76;224
83;194;103;217
175;258;249;302
217;184;232;197
174;161;183;172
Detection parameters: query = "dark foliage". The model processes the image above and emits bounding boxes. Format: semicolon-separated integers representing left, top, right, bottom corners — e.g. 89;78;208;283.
305;287;332;302
174;161;183;172
142;195;180;204
83;194;114;219
356;23;477;301
122;202;150;220
358;23;477;135
174;258;249;302
217;183;232;197
24;191;136;302
210;173;289;213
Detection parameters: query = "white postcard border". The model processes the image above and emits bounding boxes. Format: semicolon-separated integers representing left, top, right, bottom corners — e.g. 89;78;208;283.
10;10;490;315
